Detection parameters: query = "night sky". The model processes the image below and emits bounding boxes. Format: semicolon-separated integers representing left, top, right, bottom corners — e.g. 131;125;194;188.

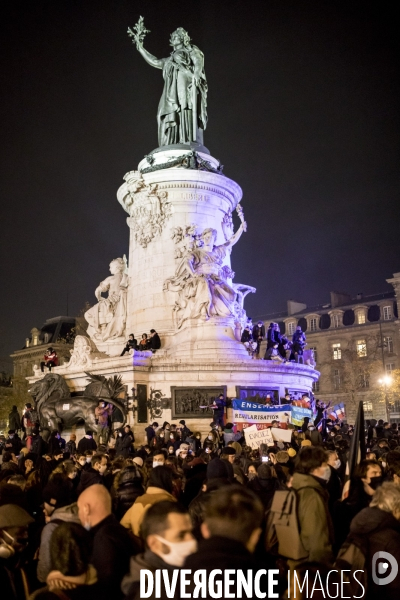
1;1;400;369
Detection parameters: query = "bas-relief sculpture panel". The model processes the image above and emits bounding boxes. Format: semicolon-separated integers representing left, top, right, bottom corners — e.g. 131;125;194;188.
163;205;255;331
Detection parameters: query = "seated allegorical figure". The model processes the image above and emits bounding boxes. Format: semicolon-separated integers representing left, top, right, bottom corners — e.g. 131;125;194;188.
85;257;129;342
163;224;246;329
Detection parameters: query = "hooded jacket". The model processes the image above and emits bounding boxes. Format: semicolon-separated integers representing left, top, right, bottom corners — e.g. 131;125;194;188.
349;506;400;600
120;486;176;536
121;551;175;600
291;472;334;565
37;503;80;582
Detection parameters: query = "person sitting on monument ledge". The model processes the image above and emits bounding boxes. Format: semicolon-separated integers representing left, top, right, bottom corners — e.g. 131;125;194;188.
149;328;161;352
138;332;149;350
40;347;58;372
120;333;138;356
264;343;286;362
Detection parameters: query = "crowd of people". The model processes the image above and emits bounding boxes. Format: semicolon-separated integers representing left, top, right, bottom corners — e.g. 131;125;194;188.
241;321;308;363
120;330;161;356
1;406;400;599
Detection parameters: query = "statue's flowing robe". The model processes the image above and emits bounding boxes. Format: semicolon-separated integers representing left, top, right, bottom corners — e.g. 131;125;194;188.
165;245;235;328
158;45;208;146
85;274;128;341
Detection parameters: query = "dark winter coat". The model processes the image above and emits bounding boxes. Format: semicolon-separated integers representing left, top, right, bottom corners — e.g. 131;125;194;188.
115;432;133;458
184;536;268;598
149;333;161;350
113;466;145;520
77;436;97;454
76;467;103;494
8;408;21;431
349;506;400;600
145;426;156;444
90;514;138;597
247;475;281;510
4;435;23;455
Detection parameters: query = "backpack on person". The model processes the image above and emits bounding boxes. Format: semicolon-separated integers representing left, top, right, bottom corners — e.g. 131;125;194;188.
30;408;39;424
334;533;369;596
265;489;308;560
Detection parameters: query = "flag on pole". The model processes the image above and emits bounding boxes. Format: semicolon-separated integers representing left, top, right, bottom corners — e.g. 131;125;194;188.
343;401;366;498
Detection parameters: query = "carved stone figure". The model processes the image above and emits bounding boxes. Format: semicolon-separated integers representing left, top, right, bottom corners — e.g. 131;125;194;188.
118;172;171;248
28;373;127;432
67;336;97;370
85;257;129;342
164;222;246;328
129;20;208;147
232;283;257;330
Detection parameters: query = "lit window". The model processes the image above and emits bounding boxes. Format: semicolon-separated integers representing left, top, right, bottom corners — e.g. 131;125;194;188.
384;337;394;353
383;306;392;320
287;322;295;336
332;314;340;328
357;312;365;325
312;381;320;392
332;343;341;360
309;346;318;364
363;401;374;418
310;318;318;332
359;370;369;388
357;339;367;357
386;363;395;373
333;368;341;390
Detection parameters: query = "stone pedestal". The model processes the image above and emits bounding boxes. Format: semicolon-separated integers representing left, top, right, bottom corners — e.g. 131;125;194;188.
117;150;245;361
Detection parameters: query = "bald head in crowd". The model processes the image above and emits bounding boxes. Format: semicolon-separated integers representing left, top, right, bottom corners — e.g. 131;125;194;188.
77;484;111;529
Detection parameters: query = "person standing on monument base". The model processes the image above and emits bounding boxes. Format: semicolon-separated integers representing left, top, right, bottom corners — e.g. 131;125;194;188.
95;401;113;445
252;320;265;357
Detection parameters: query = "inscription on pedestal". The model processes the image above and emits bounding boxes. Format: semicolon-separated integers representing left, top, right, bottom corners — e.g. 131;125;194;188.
180;192;211;202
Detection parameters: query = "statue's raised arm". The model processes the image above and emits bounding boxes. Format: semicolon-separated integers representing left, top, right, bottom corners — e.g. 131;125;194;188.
128;18;208;147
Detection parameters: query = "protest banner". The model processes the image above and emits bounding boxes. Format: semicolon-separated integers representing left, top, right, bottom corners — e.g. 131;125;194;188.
271;428;293;443
232;400;292;426
244;424;274;448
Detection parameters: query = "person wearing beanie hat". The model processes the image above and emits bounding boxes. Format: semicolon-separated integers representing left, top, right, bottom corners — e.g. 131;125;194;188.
220;446;236;464
206;458;234;485
132;456;143;468
288;447;297;458
276;450;289;464
223;423;235;445
37;481;80;582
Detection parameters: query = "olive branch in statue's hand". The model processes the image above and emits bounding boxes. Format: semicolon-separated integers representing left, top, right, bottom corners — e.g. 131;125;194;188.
128;16;150;48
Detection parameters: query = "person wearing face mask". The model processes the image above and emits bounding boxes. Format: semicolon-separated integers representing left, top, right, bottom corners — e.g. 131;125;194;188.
333;458;383;552
343;483;400;600
305;423;323;446
76;453;108;495
326;450;342;512
37;479;80;583
115;428;133;458
77;484;137;597
121;501;196;600
0;504;34;600
290;446;334;565
95;401;113;446
120;466;176;537
77;430;97;454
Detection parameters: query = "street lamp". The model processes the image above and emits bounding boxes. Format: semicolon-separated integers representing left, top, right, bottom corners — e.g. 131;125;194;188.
378;375;392;421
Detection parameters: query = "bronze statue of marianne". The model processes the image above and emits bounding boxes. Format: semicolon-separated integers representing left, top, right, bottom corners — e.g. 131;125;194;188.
128;18;208;148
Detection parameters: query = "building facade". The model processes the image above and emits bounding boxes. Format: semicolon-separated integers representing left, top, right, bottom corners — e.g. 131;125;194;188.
11;316;76;395
259;272;400;422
